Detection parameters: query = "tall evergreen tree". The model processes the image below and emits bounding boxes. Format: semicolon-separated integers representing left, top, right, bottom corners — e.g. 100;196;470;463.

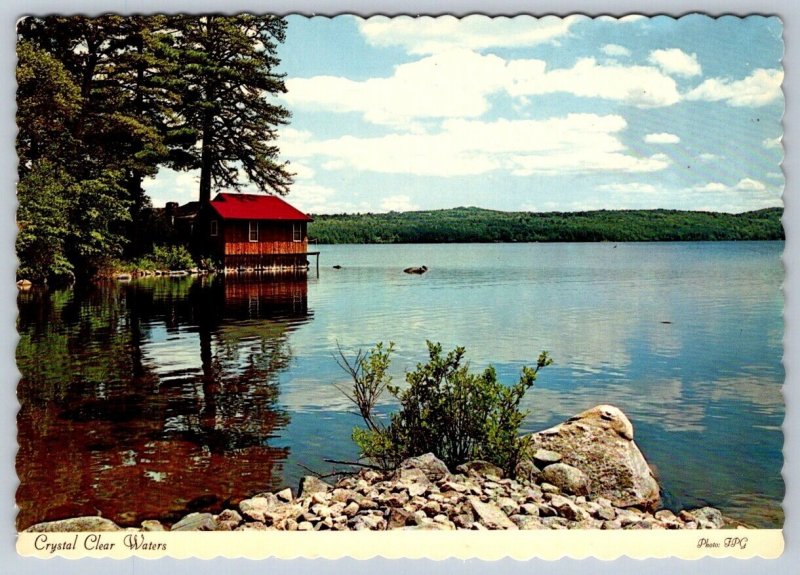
171;15;293;205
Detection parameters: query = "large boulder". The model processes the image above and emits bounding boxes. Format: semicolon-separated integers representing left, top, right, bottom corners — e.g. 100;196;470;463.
396;453;449;482
526;405;659;510
24;516;121;532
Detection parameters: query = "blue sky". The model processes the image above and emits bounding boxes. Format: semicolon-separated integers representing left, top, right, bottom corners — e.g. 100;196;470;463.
144;14;784;214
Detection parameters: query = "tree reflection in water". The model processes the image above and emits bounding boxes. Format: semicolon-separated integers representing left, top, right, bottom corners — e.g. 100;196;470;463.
16;274;311;529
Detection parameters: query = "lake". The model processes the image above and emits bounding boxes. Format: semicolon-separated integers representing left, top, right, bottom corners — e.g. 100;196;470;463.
16;242;784;529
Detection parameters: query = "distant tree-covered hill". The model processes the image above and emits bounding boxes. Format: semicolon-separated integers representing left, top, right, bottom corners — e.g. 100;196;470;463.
307;207;784;244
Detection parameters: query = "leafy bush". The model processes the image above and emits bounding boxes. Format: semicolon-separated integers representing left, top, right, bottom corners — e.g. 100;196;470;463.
134;244;195;270
338;341;551;477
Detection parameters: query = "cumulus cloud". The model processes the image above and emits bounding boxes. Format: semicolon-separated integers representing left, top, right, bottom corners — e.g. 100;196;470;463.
763;136;782;149
736;178;767;191
644;132;681;144
380;195;420;212
694;178;768;193
357;14;580;54
602;44;631;57
596;182;658;193
505;57;681;108
285;49;508;126
284;50;684;128
280;114;671;178
648;48;702;77
685;68;784;107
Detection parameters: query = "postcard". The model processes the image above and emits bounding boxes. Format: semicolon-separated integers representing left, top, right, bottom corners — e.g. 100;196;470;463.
12;12;785;560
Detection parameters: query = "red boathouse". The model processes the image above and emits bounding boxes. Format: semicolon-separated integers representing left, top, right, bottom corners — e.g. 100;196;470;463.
206;193;318;273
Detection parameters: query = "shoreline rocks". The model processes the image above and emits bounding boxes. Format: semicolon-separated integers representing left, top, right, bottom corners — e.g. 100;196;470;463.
23;405;745;533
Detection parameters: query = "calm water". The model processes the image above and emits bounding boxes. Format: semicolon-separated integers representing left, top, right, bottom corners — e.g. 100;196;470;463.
16;242;784;529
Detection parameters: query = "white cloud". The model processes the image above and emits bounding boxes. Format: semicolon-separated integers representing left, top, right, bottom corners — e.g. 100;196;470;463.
506;57;681;108
357;14;580;54
648;48;702;77
280;114;671;178
695;182;729;192
285;49;509;126
143;169;200;207
288;161;316;180
736;177;766;191
763;136;782;149
286;181;371;215
602;44;631;57
686;68;784;107
596;182;658;194
644;132;681;144
694;178;768;193
380;195;419;212
698;153;722;162
284;50;684;129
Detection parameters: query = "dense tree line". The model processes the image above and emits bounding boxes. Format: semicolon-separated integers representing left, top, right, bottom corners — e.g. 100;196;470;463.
308;207;785;244
16;16;292;283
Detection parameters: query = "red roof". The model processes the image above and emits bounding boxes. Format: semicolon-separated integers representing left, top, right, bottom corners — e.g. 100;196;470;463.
209;193;312;222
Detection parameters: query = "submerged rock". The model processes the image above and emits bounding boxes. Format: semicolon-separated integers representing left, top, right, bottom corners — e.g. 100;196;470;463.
526;404;660;510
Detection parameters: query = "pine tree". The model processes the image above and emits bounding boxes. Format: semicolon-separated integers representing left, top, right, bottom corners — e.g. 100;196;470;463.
171;15;293;205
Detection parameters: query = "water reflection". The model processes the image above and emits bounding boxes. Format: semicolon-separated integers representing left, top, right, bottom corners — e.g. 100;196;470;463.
16;275;311;529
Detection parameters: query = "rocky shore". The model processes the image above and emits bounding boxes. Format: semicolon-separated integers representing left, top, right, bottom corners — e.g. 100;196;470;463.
24;405;746;533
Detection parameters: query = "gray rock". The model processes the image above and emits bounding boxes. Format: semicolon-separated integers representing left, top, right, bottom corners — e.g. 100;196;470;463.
515;459;542;481
456;460;504;479
548;494;591;522
532;449;563;467
511;515;547;529
398;453;450;482
235;522;268;531
521;503;540;516
171;512;217;531
214;509;243;531
408;483;428;497
298;476;332;498
468;496;519;530
541;482;561;494
140;520;165;532
276;488;294;502
402;521;454;530
342;502;360;517
25;516;122;532
540;463;590;496
497;497;519;516
526;405;660;510
685;507;725;529
388;508;415;529
394;467;432;485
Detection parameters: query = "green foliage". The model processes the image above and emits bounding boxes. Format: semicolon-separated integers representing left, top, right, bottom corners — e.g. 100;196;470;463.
339;341;551;476
16;16;293;279
16;161;74;283
169;15;293;203
309;207;785;244
134;244;195;270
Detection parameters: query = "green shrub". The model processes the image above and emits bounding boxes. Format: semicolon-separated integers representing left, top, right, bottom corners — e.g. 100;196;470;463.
338;341;551;477
134;244;195;270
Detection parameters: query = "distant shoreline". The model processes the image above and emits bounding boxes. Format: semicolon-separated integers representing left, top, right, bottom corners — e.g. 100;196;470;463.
307;207;784;244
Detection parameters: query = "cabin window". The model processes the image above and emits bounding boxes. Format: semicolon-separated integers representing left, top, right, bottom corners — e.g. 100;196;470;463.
293;223;302;242
249;221;259;242
210;220;218;237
